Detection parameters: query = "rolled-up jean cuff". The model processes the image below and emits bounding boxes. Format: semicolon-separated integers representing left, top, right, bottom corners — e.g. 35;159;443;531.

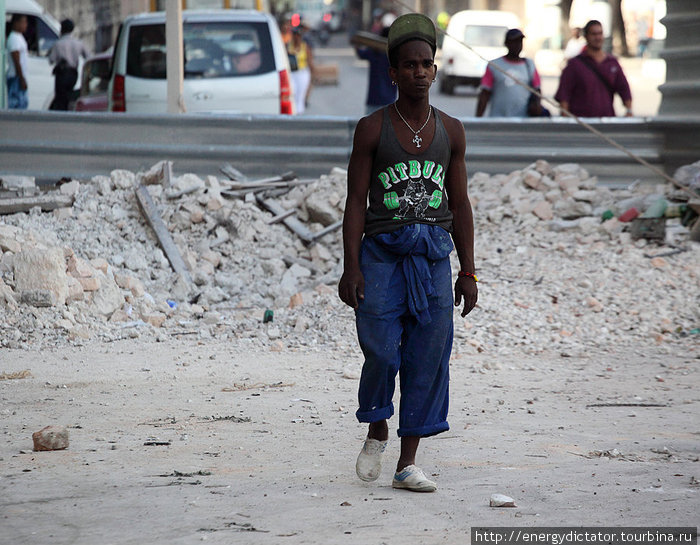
356;403;394;423
397;421;449;438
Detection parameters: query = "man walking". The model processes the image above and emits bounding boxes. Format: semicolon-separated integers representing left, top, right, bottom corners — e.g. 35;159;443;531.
555;19;632;117
339;13;477;493
475;28;543;117
49;19;89;111
6;14;29;110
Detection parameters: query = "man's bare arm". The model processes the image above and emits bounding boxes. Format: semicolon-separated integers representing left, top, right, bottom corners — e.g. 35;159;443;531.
338;114;379;308
441;111;477;316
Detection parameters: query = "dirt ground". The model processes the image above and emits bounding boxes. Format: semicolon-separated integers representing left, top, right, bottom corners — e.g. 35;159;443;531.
1;340;698;545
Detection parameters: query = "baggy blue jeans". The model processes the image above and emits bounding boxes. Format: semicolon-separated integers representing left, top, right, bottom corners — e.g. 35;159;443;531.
355;224;454;437
7;76;28;109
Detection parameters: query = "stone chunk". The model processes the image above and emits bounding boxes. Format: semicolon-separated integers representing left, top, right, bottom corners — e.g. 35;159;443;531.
14;248;69;306
532;200;553;220
32;426;69;451
59;180;80;196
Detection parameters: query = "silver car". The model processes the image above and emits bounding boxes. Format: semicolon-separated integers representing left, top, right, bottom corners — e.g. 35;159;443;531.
108;9;295;114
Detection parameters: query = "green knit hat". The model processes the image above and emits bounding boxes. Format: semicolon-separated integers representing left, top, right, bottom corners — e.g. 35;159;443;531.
387;13;437;55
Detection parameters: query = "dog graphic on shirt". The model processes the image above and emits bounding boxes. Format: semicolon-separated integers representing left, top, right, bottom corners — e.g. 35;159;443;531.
398;178;430;219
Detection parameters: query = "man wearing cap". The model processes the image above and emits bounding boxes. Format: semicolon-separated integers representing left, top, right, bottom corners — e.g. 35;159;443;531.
476;28;543;117
49;19;89;110
339;13;477;493
555;19;632;117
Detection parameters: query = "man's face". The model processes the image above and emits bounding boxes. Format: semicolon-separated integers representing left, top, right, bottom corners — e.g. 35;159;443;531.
505;37;523;56
389;39;436;99
585;23;604;50
15;16;28;34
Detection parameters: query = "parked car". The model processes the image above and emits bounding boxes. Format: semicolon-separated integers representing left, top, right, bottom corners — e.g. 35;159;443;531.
108;9;295;114
5;0;61;109
73;50;112;112
439;10;521;95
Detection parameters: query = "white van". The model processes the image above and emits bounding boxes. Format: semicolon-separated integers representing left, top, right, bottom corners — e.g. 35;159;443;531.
439;10;521;95
108;9;295;114
5;0;61;108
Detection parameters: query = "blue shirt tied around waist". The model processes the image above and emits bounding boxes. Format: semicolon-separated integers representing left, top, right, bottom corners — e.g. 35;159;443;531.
362;223;453;325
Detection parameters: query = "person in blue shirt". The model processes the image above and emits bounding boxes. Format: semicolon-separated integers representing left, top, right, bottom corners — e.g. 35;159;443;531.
352;18;397;115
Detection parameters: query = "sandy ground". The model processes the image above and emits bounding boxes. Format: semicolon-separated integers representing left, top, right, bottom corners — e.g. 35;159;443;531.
1;340;699;545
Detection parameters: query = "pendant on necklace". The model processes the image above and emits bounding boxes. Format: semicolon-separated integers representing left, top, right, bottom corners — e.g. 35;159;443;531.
412;134;422;148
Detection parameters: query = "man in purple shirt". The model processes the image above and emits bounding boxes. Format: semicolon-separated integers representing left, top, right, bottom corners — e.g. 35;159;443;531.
555;20;633;117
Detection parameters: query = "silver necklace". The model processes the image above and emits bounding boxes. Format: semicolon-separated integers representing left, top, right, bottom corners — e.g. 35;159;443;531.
394;103;432;148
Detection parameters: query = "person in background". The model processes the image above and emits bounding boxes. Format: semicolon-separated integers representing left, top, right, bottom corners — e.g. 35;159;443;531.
475;29;542;117
564;27;586;60
287;26;314;114
49;19;90;110
352;13;397;115
555;19;632;117
6;14;29;109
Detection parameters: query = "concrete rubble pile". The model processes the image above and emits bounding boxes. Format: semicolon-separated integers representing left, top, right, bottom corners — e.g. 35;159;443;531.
0;160;698;357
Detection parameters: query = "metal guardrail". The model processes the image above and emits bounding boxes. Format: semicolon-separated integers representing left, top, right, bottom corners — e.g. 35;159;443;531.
0;110;694;186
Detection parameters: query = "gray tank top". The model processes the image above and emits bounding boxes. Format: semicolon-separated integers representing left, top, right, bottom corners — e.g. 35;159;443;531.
364;106;454;236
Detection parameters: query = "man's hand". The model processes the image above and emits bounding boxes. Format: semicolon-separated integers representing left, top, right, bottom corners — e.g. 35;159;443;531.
454;276;478;317
20;76;27;90
338;268;364;309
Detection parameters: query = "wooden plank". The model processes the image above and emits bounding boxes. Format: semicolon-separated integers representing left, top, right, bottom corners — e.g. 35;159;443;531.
221;178;315;199
0;193;73;215
266;209;296;224
227;171;296;190
350;30;387;52
134;184;192;284
311;220;342;241
255;195;315;243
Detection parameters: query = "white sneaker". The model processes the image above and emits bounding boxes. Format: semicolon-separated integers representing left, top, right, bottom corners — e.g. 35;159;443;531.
355;436;387;482
392;465;437;492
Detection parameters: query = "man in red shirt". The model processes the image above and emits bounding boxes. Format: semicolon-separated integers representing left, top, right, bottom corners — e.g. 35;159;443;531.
555;19;633;117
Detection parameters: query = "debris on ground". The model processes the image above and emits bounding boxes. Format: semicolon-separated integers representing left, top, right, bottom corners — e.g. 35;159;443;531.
32;425;69;451
0;160;698;356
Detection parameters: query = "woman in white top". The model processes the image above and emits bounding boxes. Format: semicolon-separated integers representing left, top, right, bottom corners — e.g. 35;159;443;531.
6;14;29;109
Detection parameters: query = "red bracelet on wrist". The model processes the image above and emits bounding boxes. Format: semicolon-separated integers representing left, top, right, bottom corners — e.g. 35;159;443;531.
458;271;478;282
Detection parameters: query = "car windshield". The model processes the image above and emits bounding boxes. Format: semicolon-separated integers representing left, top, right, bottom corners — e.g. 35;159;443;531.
463;25;508;47
126;21;275;79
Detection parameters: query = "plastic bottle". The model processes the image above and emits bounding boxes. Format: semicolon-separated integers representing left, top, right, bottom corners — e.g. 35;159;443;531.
641;198;668;218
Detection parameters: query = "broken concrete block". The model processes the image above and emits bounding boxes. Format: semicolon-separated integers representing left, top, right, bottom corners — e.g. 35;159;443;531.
522;169;543;190
305;192;340;226
142;312;166;327
59;180;80;196
90;258;109;275
14;247;69;306
77;276;101;292
66;276;84;303
32;426;69;451
91;271;123;317
489;494;516;507
139;160;172;187
0;236;21;254
532;200;554;220
67;256;96;278
111;169;136;190
53;207;73;220
0;175;35;190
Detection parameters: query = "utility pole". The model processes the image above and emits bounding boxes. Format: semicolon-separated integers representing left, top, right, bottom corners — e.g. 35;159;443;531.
166;0;185;114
